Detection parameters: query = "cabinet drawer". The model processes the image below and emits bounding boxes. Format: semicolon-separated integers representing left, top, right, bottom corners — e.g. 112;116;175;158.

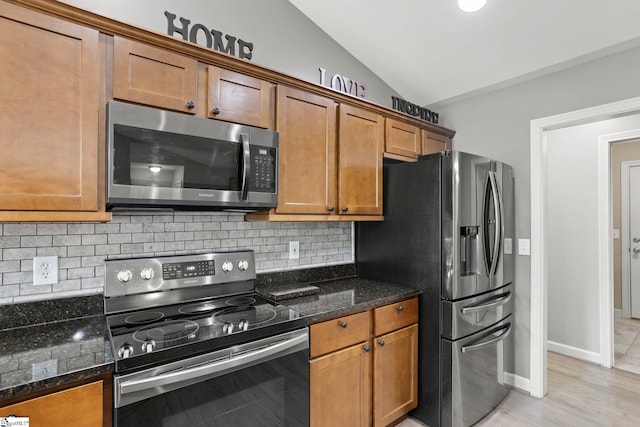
310;311;371;358
374;298;419;336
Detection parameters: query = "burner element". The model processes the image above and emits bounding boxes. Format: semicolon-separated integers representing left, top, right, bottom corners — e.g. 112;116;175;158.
214;306;278;328
178;302;220;314
125;311;165;325
133;320;200;344
225;296;256;306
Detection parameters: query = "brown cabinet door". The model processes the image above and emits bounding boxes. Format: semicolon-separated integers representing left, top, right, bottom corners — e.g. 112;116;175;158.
385;118;420;159
422;129;452;155
276;86;337;214
310;341;372;427
0;1;99;211
373;324;419;427
113;36;197;113
207;66;273;128
0;381;103;426
338;105;384;215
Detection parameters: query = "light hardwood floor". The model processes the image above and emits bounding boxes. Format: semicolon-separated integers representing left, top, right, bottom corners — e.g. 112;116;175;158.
614;317;640;375
399;351;640;426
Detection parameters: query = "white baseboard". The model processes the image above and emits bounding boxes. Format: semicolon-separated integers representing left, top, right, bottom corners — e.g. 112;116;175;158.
548;340;601;364
504;372;530;394
614;308;622;319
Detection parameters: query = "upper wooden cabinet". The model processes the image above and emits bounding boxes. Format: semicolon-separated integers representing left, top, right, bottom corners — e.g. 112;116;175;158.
385;118;421;159
422;128;452;155
338;104;384;216
113;36;198;114
275;85;337;215
0;0;110;221
266;85;383;220
206;65;274;128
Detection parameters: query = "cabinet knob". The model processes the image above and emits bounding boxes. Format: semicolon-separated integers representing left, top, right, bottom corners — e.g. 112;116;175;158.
378;340;385;347
328;206;335;212
341;207;349;212
212;107;221;115
340;321;348;328
363;345;371;353
186;101;195;109
397;305;404;312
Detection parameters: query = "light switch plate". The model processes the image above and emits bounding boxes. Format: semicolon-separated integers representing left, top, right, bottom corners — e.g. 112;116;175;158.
289;241;300;260
518;239;531;256
504;238;513;255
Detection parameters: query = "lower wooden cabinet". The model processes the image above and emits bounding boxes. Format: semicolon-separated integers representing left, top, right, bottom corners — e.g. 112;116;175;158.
310;341;372;427
374;324;419;426
0;380;107;427
310;298;419;427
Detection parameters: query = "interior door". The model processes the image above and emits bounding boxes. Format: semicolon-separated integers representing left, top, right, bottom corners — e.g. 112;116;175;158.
630;165;640;318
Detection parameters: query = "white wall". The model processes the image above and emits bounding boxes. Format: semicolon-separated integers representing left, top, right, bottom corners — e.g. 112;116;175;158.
546;115;640;356
431;44;640;380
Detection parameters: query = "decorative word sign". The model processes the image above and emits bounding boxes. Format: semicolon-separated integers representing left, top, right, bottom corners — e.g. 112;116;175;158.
319;68;366;98
165;11;254;60
391;96;439;124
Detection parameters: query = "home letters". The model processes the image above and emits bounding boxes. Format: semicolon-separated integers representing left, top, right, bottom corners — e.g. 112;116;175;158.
165;11;254;60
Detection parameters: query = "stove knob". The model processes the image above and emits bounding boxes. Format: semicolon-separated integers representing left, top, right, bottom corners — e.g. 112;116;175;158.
141;340;156;353
237;260;249;271
222;261;234;273
140;267;155;280
238;319;249;331
117;269;133;283
118;343;134;359
223;322;234;334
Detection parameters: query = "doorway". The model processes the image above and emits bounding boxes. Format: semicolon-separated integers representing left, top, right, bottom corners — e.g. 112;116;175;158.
530;96;640;399
615;152;640;375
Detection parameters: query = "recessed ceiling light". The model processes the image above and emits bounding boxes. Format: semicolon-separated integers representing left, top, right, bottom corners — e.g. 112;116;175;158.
458;0;488;12
148;166;162;173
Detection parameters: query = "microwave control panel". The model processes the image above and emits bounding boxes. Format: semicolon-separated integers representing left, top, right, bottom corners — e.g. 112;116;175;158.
250;146;276;192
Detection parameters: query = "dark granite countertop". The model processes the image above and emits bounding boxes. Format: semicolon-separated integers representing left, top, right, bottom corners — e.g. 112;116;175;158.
256;265;420;322
0;296;114;403
0;264;417;403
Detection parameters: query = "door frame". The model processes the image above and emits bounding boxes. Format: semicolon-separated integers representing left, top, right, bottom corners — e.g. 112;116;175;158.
621;159;640;319
529;96;640;399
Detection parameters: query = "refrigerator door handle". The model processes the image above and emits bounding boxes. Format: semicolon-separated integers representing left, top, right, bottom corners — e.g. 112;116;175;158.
488;171;502;277
460;291;512;315
460;322;512;354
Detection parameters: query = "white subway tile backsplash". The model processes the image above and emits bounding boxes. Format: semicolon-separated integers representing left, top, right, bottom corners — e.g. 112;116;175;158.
0;213;353;304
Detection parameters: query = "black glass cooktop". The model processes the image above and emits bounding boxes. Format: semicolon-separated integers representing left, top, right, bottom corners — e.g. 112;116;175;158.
107;292;306;373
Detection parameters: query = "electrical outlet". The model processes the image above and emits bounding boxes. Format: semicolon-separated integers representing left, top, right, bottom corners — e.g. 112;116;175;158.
518;239;531;256
32;359;57;381
289;241;300;260
33;256;58;285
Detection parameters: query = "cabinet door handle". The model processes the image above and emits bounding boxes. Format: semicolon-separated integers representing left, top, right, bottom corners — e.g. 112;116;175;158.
378;340;385;347
397;305;404;312
341;207;349;212
328;206;335;212
363;345;370;353
186;101;195;109
212;107;220;115
340;321;348;328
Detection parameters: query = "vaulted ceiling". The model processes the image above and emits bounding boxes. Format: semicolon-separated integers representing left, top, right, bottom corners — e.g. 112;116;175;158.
288;0;640;106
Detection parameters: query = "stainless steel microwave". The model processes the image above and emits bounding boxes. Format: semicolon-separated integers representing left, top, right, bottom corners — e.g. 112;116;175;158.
106;101;278;211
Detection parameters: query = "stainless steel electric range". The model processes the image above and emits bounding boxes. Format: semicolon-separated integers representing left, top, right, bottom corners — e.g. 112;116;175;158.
104;250;310;427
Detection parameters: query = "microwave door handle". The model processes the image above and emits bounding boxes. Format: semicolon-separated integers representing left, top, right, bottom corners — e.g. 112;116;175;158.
240;133;251;200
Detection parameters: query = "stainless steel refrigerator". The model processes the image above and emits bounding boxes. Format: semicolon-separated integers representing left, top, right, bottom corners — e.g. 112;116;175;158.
356;151;515;427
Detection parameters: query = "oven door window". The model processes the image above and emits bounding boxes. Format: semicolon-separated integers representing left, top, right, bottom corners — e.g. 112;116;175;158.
112;124;241;191
116;348;309;427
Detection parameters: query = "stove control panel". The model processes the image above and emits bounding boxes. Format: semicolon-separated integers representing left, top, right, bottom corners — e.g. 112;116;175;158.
104;251;256;300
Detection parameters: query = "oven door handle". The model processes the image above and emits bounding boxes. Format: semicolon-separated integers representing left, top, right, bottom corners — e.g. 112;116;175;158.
119;331;308;397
